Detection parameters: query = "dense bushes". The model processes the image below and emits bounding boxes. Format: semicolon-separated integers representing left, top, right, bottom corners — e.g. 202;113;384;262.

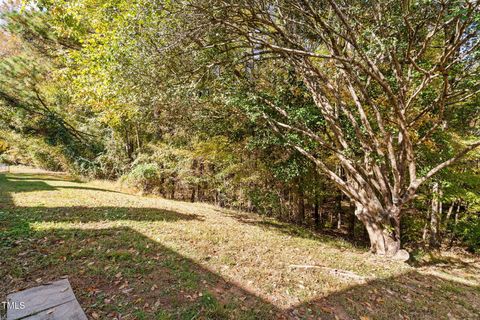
121;163;162;193
452;215;480;253
0;132;66;171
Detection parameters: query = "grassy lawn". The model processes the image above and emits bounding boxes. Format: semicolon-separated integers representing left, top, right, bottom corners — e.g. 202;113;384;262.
1;169;479;319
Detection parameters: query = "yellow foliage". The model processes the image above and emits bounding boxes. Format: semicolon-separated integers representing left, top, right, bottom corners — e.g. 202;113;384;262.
0;139;9;152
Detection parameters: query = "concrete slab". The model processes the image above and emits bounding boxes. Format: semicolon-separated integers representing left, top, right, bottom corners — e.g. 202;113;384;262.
6;279;87;320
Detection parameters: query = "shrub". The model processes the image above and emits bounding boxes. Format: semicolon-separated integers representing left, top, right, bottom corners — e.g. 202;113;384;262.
31;149;65;171
121;163;161;193
453;215;480;253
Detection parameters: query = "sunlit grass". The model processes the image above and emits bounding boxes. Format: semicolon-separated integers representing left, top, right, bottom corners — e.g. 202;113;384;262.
1;170;479;319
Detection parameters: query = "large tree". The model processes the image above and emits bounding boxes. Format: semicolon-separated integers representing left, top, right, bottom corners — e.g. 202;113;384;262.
168;0;480;256
4;0;479;256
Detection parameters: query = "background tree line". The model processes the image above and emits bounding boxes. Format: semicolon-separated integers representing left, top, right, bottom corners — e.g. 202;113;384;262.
0;0;479;257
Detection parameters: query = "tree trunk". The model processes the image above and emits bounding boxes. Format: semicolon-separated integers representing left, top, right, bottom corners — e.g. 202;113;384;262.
198;162;204;202
313;199;321;229
170;181;175;199
190;188;195;202
355;204;404;258
363;224;369;242
430;182;440;248
445;201;455;224
335;193;342;229
296;189;305;224
454;202;461;225
363;219;400;255
348;201;355;239
422;221;428;242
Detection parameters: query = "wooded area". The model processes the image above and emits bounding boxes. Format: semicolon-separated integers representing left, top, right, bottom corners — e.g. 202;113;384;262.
0;0;479;259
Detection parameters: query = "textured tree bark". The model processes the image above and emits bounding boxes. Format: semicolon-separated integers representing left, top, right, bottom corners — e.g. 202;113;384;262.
362;219;400;255
334;193;342;229
170;180;175;199
355;203;405;258
197;162;204;202
337;211;342;230
190;188;196;203
296;189;305;224
187;0;480;257
313;199;322;229
348;202;356;239
445;201;455;224
430;182;440;248
454;203;461;225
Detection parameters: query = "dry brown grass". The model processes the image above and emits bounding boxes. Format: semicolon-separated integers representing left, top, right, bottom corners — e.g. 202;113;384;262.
1;169;479;319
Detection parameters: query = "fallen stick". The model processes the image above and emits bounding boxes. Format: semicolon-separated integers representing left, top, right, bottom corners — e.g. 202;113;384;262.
289;264;367;281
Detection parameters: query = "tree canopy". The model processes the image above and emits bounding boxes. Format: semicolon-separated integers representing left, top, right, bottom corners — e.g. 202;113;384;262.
0;0;479;256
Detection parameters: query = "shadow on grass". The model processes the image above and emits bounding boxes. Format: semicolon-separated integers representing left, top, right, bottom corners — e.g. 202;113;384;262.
4;173;78;182
1;173;479;319
290;270;480;319
2;220;479;319
0;177;57;194
225;210;366;251
1;223;281;319
7;206;203;224
409;253;480;273
0;174;200;223
0;174;120;194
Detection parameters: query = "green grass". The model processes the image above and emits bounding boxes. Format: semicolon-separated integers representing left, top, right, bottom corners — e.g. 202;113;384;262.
1;169;479;319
